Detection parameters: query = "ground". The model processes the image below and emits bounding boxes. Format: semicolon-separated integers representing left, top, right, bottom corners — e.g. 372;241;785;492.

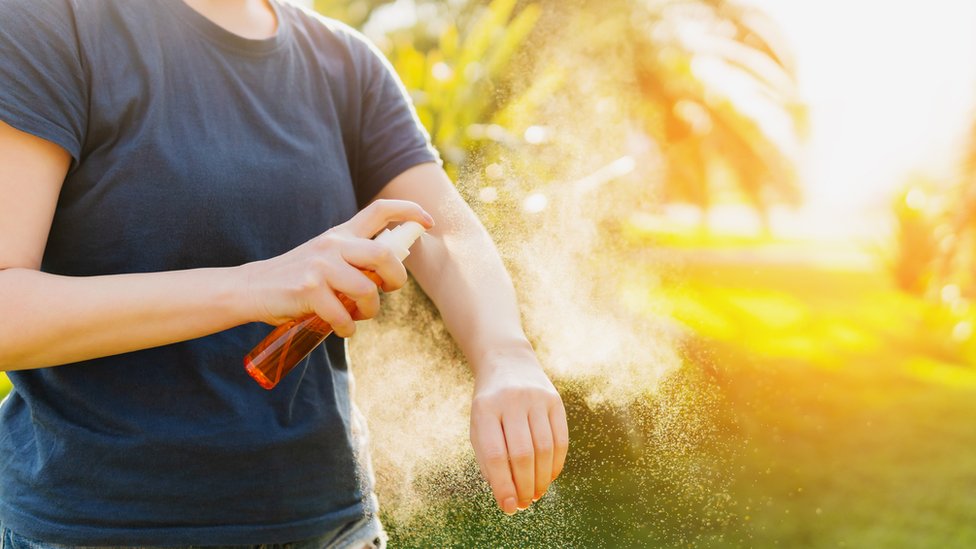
3;233;975;547
386;232;976;547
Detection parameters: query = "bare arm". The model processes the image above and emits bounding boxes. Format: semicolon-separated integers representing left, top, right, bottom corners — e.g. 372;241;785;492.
0;120;432;371
376;162;569;515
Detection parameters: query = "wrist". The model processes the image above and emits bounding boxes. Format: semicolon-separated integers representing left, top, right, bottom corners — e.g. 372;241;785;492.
228;261;268;325
470;336;539;378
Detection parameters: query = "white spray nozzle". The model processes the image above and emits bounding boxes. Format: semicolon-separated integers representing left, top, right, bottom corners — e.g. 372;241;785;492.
373;221;427;261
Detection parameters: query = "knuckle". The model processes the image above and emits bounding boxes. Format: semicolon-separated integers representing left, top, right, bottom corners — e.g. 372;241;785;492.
482;446;508;464
348;279;376;299
308;256;332;275
299;259;331;290
492;486;516;502
299;271;320;293
318;303;350;327
534;440;554;454
554;437;569;453
470;396;496;415
371;199;393;215
314;233;341;250
503;387;533;403
383;278;405;293
358;297;378;312
317;308;340;326
361;201;380;215
508;446;534;463
360;277;380;294
554;431;569;447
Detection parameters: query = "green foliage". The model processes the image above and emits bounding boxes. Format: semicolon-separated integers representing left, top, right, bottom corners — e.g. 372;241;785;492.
312;0;804;226
382;0;542;179
378;239;976;547
312;0;392;28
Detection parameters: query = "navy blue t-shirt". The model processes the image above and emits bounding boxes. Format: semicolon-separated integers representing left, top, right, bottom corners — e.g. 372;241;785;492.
0;0;438;544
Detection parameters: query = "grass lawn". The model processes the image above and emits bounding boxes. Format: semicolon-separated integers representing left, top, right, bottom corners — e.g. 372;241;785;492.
646;238;976;548
2;237;975;547
387;236;976;547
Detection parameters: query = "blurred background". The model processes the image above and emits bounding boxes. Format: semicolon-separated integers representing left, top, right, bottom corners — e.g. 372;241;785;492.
302;0;976;547
6;0;975;547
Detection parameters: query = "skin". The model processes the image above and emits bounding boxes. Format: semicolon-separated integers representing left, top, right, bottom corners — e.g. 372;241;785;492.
378;164;569;511
0;0;568;519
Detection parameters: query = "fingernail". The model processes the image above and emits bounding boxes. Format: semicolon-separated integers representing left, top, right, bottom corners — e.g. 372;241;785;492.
503;497;517;515
518;500;531;510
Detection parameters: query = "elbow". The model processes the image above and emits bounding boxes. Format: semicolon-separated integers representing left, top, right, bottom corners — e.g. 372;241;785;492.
0;342;38;372
0;268;31;371
0;355;17;373
0;333;21;371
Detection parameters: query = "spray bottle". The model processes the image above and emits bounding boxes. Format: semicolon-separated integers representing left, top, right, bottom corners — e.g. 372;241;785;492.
244;221;427;389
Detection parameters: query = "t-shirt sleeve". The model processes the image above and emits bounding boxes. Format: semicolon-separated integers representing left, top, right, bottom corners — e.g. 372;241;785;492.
349;35;441;207
0;0;88;162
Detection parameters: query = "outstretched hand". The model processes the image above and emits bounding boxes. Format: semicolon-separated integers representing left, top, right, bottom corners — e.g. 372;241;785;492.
469;348;569;515
368;165;569;515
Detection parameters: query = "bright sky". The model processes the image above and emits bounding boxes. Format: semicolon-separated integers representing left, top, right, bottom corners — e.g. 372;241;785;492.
321;0;976;237
748;0;976;220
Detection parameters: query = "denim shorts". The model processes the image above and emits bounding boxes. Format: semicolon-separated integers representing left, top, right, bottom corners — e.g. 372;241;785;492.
0;511;385;549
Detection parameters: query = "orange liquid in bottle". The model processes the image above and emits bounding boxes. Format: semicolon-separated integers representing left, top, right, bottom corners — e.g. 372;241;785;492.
244;270;384;389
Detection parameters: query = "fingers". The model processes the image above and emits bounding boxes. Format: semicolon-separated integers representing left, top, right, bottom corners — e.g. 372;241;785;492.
342;199;434;239
502;413;535;510
472;413;518;515
339;239;408;292
528;407;554;500
307;288;356;338
255;201;431;325
326;261;381;324
549;402;569;480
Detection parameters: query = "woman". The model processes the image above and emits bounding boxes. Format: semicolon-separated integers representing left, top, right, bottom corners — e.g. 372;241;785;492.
0;0;568;546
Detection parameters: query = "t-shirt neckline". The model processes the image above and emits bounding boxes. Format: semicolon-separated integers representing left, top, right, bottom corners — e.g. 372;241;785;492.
163;0;290;56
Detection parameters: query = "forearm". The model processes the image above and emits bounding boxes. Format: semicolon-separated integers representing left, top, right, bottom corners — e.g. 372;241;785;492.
405;203;535;374
0;266;253;371
0;199;436;372
378;163;567;515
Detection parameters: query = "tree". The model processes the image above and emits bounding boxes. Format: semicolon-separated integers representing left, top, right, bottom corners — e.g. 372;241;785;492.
313;0;806;228
629;0;806;228
312;0;392;29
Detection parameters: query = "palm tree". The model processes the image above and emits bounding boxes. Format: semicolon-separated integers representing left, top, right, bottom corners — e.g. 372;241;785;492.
628;0;806;229
314;0;805;229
